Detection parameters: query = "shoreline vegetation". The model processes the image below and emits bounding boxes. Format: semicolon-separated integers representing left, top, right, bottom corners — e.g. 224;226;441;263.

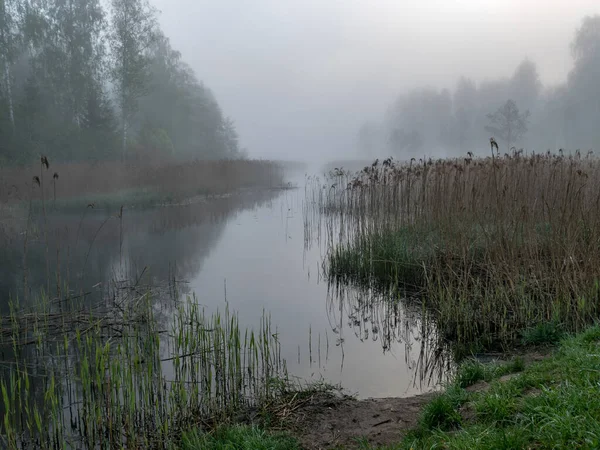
316;150;600;357
287;148;600;448
0;281;318;449
173;325;600;449
3;150;600;448
390;326;600;449
0;158;287;214
0;155;306;448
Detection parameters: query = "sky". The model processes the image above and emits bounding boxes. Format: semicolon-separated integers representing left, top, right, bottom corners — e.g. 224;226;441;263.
151;0;599;162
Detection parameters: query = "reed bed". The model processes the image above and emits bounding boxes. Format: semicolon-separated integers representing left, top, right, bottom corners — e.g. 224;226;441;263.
0;159;285;206
0;286;287;449
308;149;600;352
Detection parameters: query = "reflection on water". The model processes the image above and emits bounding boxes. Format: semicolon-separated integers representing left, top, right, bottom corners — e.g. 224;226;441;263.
0;169;453;403
325;282;452;392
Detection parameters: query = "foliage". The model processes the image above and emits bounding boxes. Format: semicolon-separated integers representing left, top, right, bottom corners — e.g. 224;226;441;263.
520;321;565;346
358;15;600;159
484;99;530;151
0;0;244;165
109;0;157;156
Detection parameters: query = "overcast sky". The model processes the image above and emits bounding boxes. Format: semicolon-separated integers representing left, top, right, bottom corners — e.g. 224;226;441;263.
151;0;599;162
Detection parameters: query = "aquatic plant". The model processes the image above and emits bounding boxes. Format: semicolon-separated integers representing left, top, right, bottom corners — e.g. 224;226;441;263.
307;148;600;351
0;287;287;448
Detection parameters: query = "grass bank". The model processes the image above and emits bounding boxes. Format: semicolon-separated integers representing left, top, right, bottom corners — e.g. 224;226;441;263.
384;325;600;449
180;425;300;449
1;158;285;213
313;151;600;354
177;325;600;449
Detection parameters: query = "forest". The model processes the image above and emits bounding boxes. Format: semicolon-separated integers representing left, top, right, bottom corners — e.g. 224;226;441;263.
0;0;243;165
357;15;600;158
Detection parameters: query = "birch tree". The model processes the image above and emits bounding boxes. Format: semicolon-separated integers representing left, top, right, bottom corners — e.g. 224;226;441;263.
109;0;156;158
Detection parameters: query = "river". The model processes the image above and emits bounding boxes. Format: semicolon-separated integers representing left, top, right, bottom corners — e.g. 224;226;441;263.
0;165;450;406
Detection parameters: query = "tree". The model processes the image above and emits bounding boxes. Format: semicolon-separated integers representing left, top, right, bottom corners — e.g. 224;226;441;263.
484;100;530;151
137;33;239;159
109;0;156;158
0;0;20;131
220;117;239;158
386;88;452;153
81;81;119;159
49;0;106;126
567;15;600;147
510;59;541;112
0;0;241;165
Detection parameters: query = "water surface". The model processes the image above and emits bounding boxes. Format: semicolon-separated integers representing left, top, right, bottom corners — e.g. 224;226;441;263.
1;167;451;400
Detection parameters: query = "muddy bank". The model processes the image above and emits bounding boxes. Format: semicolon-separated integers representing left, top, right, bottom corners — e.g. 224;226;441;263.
287;349;551;449
288;392;434;449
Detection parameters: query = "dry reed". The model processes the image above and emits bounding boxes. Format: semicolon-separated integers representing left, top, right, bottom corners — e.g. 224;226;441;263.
0;159;284;205
309;149;600;352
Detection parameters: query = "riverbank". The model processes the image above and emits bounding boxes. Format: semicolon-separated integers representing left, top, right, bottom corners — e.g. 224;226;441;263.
0;158;286;213
314;152;600;357
184;326;598;449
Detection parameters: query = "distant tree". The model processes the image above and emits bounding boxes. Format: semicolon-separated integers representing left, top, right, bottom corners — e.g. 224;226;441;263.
485;99;530;151
81;81;119;159
109;0;157;159
136;32;239;160
451;77;478;152
571;15;600;64
567;15;600;147
220;117;239;158
386;88;452;153
510;59;541;112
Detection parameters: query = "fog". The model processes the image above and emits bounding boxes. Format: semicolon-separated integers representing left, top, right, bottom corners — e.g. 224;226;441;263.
1;0;600;165
152;0;599;162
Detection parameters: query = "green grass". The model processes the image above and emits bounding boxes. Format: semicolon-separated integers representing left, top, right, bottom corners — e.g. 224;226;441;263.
180;425;299;450
520;321;566;346
367;325;600;449
328;227;431;290
327;222;600;355
0;292;289;448
455;357;525;388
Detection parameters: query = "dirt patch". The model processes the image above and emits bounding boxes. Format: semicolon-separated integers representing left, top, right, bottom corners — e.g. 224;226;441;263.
286;349;553;449
289;392;434;449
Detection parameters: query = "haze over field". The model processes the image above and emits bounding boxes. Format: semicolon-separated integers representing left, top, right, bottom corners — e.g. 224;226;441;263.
152;0;600;161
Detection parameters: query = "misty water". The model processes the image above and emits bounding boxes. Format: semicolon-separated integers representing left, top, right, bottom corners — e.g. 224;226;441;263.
1;167;451;401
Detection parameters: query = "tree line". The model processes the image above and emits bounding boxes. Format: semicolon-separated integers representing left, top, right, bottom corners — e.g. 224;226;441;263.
357;15;600;158
0;0;244;165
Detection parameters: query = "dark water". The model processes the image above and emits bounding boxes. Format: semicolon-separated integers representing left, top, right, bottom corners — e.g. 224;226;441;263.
0;167;451;400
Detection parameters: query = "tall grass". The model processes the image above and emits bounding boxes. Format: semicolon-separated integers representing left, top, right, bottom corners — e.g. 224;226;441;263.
0;286;287;448
308;149;600;351
0;159;285;208
0;156;295;448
